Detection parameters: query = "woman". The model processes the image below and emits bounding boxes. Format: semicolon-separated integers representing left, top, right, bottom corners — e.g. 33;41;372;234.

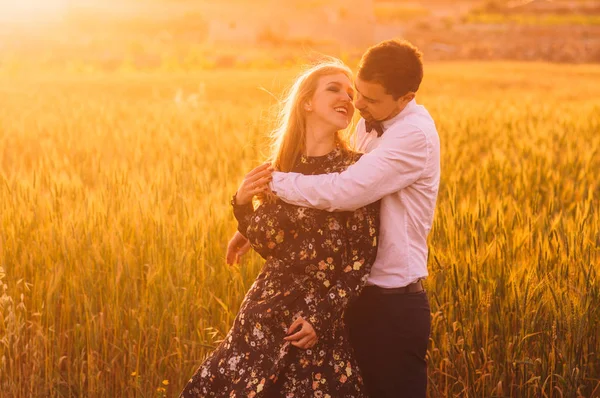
180;59;380;398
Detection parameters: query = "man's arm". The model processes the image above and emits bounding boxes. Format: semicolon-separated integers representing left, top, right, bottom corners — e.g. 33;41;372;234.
271;125;430;211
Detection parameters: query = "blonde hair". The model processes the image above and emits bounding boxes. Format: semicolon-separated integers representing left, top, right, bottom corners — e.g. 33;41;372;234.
268;58;354;172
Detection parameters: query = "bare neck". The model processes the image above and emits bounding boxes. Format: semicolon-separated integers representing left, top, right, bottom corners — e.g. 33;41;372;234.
304;121;337;157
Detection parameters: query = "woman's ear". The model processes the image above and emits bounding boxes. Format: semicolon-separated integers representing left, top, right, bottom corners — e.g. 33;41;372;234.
304;101;313;112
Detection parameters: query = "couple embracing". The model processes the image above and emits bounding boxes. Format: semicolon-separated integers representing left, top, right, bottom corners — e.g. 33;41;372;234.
180;39;440;398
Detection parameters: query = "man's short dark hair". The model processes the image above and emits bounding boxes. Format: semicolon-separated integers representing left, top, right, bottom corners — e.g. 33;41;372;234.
357;39;423;99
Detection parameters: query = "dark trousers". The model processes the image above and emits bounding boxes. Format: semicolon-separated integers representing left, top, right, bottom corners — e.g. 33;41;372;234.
346;287;431;398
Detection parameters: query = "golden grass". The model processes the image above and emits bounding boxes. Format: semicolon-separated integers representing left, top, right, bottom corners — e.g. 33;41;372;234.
0;62;599;397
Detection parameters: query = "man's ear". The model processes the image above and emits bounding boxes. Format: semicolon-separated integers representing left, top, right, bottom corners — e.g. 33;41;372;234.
403;92;416;103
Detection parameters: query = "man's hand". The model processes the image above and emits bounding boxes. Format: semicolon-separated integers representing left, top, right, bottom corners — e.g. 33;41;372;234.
226;231;251;265
284;316;317;349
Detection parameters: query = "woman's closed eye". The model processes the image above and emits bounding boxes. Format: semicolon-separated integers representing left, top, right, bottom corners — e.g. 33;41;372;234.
328;86;353;100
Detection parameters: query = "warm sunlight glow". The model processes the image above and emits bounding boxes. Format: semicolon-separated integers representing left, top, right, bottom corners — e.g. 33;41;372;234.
0;0;71;23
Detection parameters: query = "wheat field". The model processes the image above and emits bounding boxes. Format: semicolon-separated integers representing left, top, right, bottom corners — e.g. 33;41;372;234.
0;62;599;397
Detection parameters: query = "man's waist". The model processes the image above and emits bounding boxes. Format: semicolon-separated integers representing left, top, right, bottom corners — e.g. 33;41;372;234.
367;264;428;286
363;279;424;295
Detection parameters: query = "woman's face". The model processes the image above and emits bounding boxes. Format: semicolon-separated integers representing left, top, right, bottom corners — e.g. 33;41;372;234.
306;73;355;130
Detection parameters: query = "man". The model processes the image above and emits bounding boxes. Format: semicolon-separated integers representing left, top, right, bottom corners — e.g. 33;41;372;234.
227;39;440;398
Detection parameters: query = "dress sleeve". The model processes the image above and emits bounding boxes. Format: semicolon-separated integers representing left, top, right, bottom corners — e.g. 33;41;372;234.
231;193;255;238
303;200;380;337
234;199;292;260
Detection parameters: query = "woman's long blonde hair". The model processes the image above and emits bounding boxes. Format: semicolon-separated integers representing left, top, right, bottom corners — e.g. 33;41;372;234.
268;58;354;172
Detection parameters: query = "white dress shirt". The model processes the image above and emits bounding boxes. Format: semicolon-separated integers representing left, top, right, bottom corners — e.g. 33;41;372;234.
270;99;440;288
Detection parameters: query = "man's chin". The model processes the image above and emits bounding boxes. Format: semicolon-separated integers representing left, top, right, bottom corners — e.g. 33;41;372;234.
359;112;375;122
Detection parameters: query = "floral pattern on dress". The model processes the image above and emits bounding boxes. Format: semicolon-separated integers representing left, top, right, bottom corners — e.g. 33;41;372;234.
180;146;380;398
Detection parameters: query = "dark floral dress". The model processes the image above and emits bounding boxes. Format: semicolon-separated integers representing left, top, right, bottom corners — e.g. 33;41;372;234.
181;146;380;398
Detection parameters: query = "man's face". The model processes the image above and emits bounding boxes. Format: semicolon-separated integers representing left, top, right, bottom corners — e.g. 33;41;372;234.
354;77;414;122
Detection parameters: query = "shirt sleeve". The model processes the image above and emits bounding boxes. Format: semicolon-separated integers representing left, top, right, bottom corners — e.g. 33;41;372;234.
301;200;380;337
271;125;429;211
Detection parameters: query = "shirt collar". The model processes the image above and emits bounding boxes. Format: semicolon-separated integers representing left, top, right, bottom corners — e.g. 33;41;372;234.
381;99;417;131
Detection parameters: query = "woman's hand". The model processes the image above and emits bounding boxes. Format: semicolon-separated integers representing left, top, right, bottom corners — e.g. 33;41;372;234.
235;163;273;205
226;231;251;265
284;316;318;349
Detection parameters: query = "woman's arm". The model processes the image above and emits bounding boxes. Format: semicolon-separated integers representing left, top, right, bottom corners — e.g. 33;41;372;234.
234;200;292;260
231;161;273;236
231;194;255;237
